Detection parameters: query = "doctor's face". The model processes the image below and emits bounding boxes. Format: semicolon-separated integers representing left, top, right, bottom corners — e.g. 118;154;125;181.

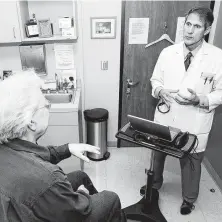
183;13;211;50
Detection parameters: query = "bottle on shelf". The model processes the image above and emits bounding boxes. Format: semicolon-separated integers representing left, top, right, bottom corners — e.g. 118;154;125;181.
25;13;39;38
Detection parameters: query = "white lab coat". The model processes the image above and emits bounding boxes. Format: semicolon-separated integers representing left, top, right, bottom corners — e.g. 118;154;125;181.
150;41;222;152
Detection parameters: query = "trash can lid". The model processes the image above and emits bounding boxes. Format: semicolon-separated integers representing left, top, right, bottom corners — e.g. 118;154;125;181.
84;108;108;122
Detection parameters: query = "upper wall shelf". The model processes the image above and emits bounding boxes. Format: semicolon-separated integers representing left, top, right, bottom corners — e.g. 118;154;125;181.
0;1;78;45
2;0;78;45
18;1;78;44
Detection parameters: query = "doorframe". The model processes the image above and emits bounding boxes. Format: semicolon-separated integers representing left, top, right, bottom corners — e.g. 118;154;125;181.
117;0;126;148
208;0;220;44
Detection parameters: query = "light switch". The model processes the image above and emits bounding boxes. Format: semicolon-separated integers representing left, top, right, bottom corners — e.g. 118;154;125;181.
101;61;108;70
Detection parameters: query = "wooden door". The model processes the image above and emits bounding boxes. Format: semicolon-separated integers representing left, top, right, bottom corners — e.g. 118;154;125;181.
0;1;21;43
118;1;212;146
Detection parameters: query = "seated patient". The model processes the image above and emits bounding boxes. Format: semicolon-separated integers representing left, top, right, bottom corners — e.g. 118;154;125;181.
0;70;126;222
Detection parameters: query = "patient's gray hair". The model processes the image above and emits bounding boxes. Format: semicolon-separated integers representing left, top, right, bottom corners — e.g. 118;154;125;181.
0;70;44;144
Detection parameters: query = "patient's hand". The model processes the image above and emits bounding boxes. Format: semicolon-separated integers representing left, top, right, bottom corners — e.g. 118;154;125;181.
77;185;89;195
68;144;100;162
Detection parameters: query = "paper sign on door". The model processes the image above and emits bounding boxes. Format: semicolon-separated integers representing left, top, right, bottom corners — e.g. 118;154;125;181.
128;18;149;44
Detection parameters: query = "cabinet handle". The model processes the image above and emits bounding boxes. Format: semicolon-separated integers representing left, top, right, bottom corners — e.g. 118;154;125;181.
13;27;16;39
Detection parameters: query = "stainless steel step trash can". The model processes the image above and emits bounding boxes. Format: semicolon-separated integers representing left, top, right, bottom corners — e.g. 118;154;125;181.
84;108;110;161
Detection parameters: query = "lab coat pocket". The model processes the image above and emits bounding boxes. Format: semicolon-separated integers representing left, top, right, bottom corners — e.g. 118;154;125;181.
193;111;214;134
195;72;215;95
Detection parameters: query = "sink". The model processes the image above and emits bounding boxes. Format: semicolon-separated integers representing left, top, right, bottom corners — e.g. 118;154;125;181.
44;91;75;104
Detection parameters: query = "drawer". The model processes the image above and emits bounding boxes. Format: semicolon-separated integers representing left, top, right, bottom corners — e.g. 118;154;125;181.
49;111;78;126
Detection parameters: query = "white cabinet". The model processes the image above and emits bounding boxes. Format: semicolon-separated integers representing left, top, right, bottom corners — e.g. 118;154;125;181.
38;111;82;172
38;113;80;146
37;89;83;172
37;89;82;147
0;2;21;43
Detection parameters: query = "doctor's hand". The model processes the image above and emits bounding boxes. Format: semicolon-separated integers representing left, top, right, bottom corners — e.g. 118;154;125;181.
175;88;200;106
68;143;100;162
159;89;179;107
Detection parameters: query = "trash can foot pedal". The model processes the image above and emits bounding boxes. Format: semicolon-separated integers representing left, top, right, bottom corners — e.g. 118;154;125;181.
104;152;110;160
88;151;110;161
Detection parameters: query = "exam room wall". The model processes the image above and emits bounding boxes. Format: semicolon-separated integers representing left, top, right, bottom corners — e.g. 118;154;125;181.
80;0;122;146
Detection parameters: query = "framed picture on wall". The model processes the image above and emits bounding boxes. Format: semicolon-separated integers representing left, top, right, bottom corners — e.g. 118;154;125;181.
91;17;116;39
38;19;53;38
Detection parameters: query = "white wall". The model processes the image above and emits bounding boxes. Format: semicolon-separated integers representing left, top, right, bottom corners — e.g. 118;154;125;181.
0;46;22;72
80;0;122;144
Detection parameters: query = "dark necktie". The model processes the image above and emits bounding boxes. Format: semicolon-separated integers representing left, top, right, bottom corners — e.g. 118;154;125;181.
184;52;193;71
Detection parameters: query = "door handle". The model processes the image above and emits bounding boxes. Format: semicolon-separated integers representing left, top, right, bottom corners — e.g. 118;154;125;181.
126;79;140;95
126;79;139;87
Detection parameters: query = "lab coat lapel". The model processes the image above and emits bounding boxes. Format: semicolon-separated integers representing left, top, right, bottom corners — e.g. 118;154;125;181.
188;43;205;76
200;41;211;70
180;41;207;89
175;42;186;80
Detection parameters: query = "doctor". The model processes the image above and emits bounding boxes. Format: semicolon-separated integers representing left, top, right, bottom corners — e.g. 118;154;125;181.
143;7;222;215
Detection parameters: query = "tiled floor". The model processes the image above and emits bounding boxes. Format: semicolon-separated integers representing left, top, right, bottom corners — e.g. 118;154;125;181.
60;147;222;222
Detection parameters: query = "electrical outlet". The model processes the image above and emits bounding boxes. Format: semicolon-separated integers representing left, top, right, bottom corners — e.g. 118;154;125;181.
101;61;108;70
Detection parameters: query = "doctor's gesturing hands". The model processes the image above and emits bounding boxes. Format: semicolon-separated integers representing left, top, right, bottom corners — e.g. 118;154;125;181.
175;88;200;106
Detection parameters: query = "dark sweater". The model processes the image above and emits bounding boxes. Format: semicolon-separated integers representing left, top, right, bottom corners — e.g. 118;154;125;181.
0;139;92;222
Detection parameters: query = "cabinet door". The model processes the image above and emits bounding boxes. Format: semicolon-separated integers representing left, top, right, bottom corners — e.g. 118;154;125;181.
49;112;78;126
0;2;21;43
38;125;79;146
38;126;81;172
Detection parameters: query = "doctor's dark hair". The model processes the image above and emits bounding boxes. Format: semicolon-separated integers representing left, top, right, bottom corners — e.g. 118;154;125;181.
185;7;214;29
